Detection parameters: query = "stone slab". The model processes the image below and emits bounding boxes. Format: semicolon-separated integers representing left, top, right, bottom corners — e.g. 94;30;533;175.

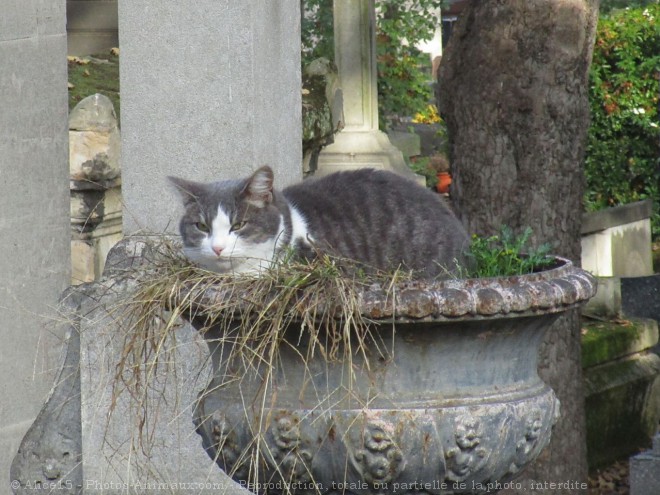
581;218;653;277
630;433;660;495
582;200;653;235
119;0;302;234
387;130;421;158
583;276;622;319
584;352;660;467
622;274;660;323
581;317;659;368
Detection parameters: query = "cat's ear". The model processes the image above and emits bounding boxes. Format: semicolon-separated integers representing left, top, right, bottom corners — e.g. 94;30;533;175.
168;176;203;206
242;166;273;208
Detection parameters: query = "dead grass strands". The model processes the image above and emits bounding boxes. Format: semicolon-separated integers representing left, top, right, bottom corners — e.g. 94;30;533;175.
111;237;407;481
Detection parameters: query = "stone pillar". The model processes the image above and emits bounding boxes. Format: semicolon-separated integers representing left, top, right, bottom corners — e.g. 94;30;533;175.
316;0;410;176
120;0;302;234
1;0;70;486
57;1;302;492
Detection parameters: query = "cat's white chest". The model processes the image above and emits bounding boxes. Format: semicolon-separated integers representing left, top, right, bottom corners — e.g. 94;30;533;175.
289;205;312;247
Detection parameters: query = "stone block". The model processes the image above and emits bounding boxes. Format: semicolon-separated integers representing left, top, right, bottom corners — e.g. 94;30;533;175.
70;190;105;229
622;274;660;323
582;317;658;368
581;200;654;277
387;131;421;159
0;0;37;42
583;276;622;319
584;352;660;467
69;94;121;182
0;6;70;487
37;0;67;37
630;433;660;495
71;240;95;285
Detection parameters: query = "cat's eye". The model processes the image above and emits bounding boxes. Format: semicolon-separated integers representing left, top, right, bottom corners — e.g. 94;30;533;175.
230;221;246;233
195;222;210;233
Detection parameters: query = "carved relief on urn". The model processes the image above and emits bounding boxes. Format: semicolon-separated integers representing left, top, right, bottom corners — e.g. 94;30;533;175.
189;258;595;494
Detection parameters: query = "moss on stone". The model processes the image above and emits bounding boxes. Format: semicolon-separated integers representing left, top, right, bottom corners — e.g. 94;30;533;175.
582;319;644;368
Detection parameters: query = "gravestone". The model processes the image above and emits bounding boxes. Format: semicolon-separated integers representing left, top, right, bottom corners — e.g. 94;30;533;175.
315;0;411;177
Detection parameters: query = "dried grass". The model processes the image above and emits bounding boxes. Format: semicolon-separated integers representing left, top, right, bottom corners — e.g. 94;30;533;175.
108;236;409;485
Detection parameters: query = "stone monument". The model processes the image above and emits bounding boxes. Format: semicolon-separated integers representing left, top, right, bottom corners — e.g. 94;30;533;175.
315;0;410;176
2;0;71;488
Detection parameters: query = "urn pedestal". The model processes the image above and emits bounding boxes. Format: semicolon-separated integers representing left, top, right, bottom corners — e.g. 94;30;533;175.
191;259;596;494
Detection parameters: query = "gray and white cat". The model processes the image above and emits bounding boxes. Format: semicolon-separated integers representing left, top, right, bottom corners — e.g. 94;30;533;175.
169;166;469;278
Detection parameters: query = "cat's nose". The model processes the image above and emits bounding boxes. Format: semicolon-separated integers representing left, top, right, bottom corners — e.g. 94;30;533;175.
212;245;224;256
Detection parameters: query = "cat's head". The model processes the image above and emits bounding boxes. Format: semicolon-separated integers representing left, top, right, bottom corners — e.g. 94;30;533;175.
169;166;285;274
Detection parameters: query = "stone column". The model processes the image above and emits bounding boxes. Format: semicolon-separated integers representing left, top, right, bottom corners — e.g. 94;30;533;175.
63;1;302;492
1;0;71;486
120;0;302;234
316;0;410;176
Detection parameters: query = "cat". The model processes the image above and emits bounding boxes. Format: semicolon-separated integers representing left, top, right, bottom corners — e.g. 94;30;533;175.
169;166;469;278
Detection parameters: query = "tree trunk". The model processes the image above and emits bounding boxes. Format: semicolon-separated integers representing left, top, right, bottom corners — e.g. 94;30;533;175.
437;1;599;493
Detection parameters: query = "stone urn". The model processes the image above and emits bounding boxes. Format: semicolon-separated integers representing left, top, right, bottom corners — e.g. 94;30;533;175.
189;258;596;494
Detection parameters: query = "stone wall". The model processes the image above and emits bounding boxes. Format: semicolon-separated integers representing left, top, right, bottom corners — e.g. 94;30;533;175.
1;0;71;486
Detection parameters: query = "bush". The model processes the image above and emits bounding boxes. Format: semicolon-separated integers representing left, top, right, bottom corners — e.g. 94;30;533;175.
586;5;660;236
375;1;442;128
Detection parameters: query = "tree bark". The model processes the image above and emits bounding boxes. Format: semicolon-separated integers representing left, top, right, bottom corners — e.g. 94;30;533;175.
437;1;599;493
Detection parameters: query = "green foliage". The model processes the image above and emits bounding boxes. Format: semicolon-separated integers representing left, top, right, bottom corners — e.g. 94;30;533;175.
375;1;443;128
301;0;335;66
586;5;660;236
464;227;554;278
408;156;439;188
